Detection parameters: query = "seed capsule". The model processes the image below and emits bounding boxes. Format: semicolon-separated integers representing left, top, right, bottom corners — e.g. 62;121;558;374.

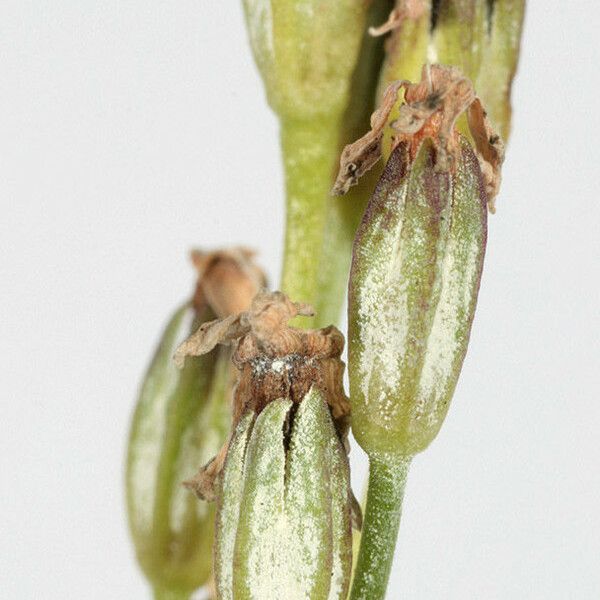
176;291;356;600
214;390;352;600
126;249;265;598
126;303;222;596
349;137;487;457
340;65;500;457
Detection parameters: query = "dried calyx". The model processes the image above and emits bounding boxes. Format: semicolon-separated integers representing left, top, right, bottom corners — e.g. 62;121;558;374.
332;64;504;212
125;247;266;597
190;247;267;317
175;290;351;501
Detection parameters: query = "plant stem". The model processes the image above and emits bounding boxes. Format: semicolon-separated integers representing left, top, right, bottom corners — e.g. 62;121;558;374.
350;454;412;600
313;0;392;329
279;116;339;327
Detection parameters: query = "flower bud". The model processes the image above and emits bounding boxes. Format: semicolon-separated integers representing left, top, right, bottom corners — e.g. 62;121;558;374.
338;66;501;457
126;249;265;598
241;0;370;120
175;291;357;599
190;247;266;318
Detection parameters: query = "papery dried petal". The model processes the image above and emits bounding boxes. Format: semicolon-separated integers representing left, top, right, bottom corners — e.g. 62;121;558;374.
332;81;405;196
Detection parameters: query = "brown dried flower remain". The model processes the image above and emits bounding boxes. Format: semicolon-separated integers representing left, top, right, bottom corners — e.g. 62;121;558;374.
190;247;267;317
175;290;351;501
332;64;505;212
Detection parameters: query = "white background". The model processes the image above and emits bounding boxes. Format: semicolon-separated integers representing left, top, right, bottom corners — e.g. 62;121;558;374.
2;2;599;598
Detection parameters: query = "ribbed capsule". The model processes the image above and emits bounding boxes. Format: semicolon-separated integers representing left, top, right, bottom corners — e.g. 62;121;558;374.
348;136;488;457
126;249;265;599
215;389;353;600
126;303;227;597
174;290;357;600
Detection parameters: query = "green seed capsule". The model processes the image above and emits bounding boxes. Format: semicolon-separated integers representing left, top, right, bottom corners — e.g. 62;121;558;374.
126;249;265;599
175;291;356;600
126;303;230;598
348;136;488;457
241;0;369;120
215;389;353;600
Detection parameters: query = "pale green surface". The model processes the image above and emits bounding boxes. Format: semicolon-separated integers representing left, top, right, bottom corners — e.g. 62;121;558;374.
232;399;291;599
284;390;333;598
475;0;526;140
376;1;431;99
152;585;192;600
214;411;256;600
314;0;393;328
325;399;354;600
126;303;229;596
284;388;353;600
348;138;487;457
279;117;341;326
242;0;371;326
350;454;411;600
432;1;487;84
242;0;369;120
216;391;353;599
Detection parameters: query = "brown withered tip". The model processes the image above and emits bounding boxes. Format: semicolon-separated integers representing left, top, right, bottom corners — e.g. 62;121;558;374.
175;290;340;367
190;247;267;317
332;64;505;211
183;450;227;502
180;290;351;502
332;80;405;196
176;288;349;422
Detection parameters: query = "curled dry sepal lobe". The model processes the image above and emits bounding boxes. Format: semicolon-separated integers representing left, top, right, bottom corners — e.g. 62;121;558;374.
175;290;351;501
333;64;504;212
348;136;488;457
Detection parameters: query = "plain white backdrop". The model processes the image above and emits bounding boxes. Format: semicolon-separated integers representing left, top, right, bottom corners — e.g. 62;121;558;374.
1;2;599;598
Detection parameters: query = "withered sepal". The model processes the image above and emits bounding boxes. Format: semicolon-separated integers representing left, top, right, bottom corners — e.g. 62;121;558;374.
178;291;352;502
332;64;505;211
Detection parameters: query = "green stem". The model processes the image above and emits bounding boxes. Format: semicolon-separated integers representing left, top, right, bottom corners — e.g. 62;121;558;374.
350;454;412;600
279;116;340;326
152;584;191;600
313;0;392;329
